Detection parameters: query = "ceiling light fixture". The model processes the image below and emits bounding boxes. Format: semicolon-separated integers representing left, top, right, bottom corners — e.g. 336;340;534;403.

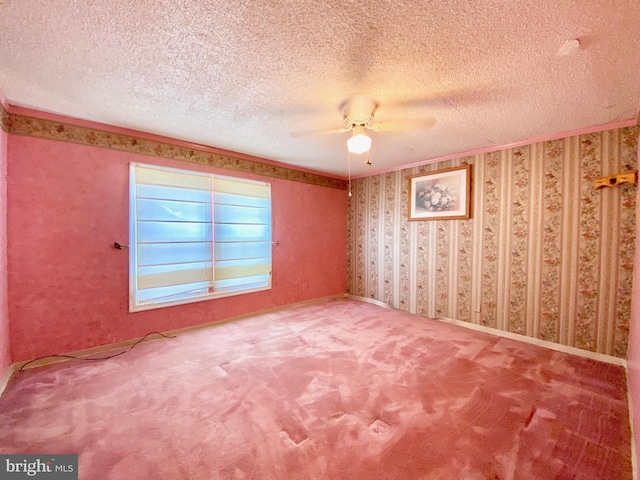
347;125;372;154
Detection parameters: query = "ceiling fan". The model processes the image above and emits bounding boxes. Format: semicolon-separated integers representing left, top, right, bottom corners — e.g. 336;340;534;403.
291;94;437;196
292;94;435;155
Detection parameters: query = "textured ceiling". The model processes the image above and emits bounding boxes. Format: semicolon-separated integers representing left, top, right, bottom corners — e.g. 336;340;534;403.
1;0;639;177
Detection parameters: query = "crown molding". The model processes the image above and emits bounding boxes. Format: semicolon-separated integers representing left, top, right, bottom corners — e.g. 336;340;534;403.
355;118;639;179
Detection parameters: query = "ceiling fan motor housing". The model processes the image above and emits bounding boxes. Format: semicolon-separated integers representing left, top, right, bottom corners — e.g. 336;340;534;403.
341;96;377;129
343;114;375;129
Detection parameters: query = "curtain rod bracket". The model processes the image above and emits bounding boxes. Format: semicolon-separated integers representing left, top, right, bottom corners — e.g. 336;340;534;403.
114;242;129;249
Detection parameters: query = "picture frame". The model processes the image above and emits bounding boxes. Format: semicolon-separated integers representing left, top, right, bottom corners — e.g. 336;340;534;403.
408;165;472;221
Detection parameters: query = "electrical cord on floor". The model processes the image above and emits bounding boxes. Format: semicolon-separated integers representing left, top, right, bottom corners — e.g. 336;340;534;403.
17;331;176;372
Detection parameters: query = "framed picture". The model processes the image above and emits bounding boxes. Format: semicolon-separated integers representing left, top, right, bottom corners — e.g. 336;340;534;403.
408;165;472;221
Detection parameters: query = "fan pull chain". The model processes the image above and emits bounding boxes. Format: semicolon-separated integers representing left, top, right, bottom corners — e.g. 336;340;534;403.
348;151;352;197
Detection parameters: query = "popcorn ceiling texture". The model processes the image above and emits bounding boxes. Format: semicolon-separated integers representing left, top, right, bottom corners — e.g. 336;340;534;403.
0;1;639;177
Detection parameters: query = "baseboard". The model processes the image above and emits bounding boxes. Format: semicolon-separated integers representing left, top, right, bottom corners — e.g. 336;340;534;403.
14;294;347;371
437;315;626;367
345;294;392;309
347;295;626;367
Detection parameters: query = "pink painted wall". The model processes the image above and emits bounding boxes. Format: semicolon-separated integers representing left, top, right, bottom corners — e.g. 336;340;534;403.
7;135;347;361
0;112;9;373
627;134;640;460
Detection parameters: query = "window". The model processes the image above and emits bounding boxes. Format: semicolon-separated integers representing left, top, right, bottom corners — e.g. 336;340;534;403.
129;163;272;312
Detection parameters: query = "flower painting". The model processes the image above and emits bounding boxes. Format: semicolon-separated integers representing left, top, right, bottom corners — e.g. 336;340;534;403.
415;180;457;211
408;165;472;220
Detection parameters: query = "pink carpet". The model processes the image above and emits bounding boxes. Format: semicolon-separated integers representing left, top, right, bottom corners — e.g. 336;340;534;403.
0;298;632;479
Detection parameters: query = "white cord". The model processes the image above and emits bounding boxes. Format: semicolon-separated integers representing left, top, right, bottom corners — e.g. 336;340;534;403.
348;151;352;197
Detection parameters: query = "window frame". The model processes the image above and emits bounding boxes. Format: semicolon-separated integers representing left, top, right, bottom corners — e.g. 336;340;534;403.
129;162;272;312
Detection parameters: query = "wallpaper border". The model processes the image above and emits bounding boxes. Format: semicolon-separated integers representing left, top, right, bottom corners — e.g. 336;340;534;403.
0;103;8;134
3;107;347;190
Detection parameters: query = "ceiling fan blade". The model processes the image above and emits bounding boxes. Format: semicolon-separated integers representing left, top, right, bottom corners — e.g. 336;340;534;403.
291;126;351;137
387;86;499;111
370;117;435;132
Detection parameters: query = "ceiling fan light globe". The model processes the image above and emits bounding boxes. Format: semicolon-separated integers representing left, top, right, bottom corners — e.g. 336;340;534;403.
347;133;372;154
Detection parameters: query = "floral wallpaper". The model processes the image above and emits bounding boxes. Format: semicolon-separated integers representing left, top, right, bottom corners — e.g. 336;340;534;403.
347;126;639;358
5;111;347;190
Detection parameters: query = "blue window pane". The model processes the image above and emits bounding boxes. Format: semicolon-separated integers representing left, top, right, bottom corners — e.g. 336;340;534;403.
131;163;273;311
137;184;211;203
137;199;212;222
214;204;270;225
138;281;212;303
214;241;271;261
214;224;270;242
138;243;213;266
138;221;212;243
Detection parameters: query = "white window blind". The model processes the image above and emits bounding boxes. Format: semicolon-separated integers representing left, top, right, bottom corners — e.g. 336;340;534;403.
129;163;272;312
